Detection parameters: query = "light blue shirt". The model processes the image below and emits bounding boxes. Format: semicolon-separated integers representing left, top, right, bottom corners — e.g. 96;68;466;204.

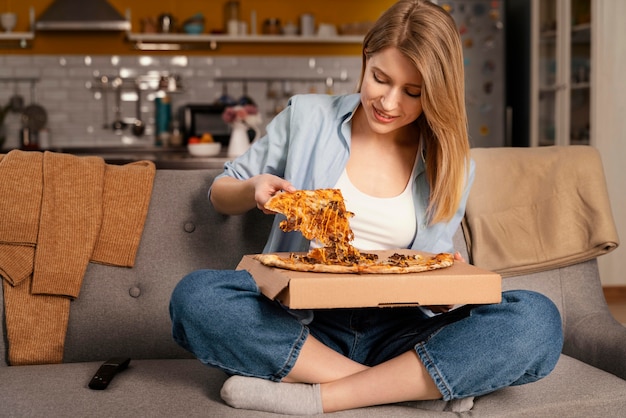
215;93;475;255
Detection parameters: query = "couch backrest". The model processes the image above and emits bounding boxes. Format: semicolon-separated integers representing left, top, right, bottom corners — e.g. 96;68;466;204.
0;165;607;366
7;169;273;364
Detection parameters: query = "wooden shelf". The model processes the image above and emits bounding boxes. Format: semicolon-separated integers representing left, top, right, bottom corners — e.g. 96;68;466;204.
0;32;34;48
127;32;364;51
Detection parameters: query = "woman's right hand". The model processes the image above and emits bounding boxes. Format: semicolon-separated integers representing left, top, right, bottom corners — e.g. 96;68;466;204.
210;174;295;215
251;174;296;214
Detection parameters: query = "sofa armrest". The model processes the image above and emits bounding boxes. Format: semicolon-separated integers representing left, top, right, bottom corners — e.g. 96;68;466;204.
563;311;626;380
502;259;626;380
559;259;626;380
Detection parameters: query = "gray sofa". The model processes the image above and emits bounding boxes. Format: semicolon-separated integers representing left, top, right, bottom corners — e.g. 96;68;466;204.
2;153;626;417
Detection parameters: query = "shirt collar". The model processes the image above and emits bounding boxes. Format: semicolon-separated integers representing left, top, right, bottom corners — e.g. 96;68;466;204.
339;93;362;118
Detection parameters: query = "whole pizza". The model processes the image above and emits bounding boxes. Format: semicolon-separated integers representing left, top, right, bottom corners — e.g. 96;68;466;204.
254;189;454;274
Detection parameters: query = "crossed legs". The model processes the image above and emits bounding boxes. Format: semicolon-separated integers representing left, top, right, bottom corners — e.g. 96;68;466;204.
285;335;440;413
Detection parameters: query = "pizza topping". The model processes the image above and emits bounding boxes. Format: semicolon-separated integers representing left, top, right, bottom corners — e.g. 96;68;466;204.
261;188;454;274
264;189;360;262
254;251;454;274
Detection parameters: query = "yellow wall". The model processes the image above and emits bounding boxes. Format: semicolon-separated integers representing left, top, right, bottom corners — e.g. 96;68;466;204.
3;0;396;55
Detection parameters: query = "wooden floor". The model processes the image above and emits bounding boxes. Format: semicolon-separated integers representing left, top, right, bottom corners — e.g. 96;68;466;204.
609;303;626;324
604;287;626;324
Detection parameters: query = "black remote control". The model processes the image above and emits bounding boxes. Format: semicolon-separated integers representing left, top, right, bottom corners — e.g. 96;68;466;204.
88;357;131;390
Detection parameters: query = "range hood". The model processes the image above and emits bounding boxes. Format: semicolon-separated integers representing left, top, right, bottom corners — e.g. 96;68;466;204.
35;0;130;31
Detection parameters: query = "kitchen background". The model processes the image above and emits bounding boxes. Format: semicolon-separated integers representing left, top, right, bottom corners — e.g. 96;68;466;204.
0;54;363;149
0;0;507;150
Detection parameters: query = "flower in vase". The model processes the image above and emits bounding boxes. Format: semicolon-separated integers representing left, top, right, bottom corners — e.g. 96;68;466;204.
221;104;261;127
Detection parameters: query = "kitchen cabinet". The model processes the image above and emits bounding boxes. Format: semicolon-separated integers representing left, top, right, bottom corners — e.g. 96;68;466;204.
530;0;592;146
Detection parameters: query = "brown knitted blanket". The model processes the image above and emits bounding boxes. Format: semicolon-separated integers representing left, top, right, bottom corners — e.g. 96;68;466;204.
0;150;155;365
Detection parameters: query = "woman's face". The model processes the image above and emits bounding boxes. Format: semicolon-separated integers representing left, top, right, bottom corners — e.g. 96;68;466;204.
359;47;424;136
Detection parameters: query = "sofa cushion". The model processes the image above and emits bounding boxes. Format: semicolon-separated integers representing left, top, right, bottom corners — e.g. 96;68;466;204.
1;355;625;417
468;354;626;417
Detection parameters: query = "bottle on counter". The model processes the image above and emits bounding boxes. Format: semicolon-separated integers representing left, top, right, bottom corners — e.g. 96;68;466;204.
154;91;171;147
38;128;50;149
169;120;183;147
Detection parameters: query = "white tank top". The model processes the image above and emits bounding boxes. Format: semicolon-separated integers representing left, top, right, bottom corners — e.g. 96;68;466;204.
334;168;417;251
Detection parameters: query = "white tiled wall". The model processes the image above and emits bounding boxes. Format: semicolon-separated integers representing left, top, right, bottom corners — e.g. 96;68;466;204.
0;54;361;149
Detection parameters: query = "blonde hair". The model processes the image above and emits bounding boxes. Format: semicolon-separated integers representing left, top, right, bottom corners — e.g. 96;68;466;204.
358;0;470;224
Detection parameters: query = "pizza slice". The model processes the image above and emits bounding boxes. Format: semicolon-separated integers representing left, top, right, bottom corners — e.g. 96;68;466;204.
264;189;361;262
264;189;354;247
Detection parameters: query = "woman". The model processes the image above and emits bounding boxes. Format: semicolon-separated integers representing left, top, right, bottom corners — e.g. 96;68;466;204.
170;0;563;414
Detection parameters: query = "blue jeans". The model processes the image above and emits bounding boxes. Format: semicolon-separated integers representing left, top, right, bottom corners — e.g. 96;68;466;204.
169;269;563;401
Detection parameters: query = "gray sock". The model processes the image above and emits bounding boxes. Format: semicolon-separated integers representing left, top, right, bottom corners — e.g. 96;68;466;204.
220;375;324;416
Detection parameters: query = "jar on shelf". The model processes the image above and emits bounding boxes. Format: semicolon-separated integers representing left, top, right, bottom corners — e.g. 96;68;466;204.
224;1;240;34
263;18;282;35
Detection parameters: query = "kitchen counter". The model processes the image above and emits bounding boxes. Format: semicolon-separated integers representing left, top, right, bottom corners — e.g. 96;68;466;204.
44;146;231;170
93;151;231;170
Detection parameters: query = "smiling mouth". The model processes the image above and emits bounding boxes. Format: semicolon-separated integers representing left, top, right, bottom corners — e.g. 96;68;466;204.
373;106;396;122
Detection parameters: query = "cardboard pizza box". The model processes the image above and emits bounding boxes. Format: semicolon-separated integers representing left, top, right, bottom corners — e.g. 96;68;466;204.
236;250;502;309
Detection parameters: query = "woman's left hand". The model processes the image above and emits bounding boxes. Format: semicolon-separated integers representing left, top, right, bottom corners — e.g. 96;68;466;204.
426;304;455;313
422;251;466;313
453;251;466;263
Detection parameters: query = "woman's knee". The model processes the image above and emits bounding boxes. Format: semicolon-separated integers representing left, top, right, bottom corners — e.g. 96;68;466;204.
502;290;563;380
503;290;563;340
170;269;258;325
172;269;257;305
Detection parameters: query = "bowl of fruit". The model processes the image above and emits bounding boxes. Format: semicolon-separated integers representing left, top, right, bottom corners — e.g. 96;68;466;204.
187;133;221;157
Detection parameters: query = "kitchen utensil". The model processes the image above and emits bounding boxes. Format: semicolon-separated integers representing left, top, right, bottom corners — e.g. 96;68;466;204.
262;18;281;35
140;17;157;33
325;77;334;95
158;13;175;33
111;78;126;132
224;1;240;34
238;80;255;106
265;81;277;100
22;105;47;132
20;127;36;150
282;21;297;36
100;76;109;129
317;23;337;37
187;142;221;157
300;13;315;36
132;84;145;137
1;12;16;33
183;14;205;34
216;82;236;106
9;82;24;113
0;124;6;149
21;82;47;133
